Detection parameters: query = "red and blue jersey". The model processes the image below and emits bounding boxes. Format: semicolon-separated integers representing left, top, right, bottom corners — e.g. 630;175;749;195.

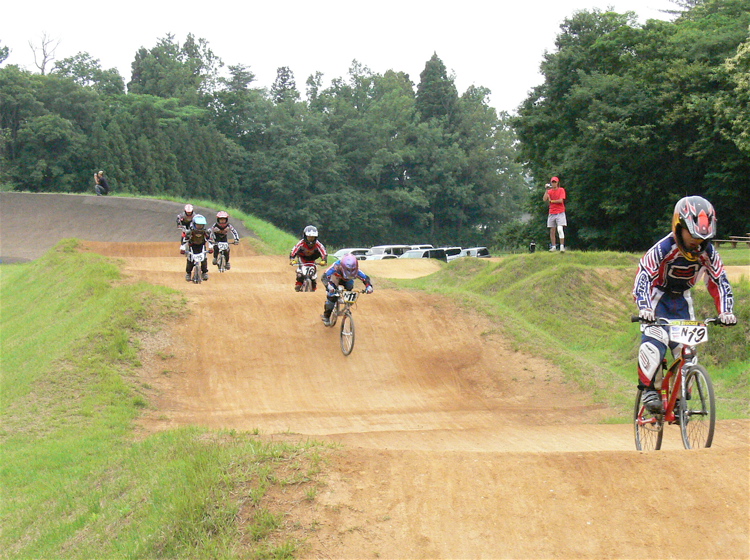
633;233;733;315
290;239;327;263
323;260;371;287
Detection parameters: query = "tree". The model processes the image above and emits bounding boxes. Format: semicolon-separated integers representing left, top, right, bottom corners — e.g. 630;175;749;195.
270;66;300;104
52;53;125;95
415;53;458;127
29;33;59;75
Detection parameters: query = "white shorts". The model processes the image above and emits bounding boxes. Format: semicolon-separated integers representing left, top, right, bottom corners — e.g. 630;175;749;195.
547;212;567;228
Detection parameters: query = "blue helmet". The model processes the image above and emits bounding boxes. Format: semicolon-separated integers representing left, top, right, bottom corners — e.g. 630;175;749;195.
193;214;207;228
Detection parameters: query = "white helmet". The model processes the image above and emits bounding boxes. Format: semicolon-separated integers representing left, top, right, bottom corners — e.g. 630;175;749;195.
303;225;318;246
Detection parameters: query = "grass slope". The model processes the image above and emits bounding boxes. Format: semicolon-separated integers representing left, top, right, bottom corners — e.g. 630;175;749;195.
0;240;328;559
397;250;749;419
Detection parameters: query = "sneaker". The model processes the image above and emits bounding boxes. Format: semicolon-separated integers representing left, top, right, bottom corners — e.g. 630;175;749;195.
226;263;231;270
560;245;566;252
212;258;217;265
549;245;557;252
295;285;302;292
321;314;331;326
641;389;663;414
202;273;209;281
185;273;191;282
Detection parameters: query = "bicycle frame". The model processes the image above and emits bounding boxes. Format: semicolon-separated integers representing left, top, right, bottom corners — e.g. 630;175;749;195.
633;317;718;451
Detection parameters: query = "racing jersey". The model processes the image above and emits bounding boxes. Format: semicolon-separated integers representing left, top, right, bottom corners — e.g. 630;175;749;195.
185;227;213;247
211;222;239;242
633;233;734;315
176;212;194;228
290;239;327;263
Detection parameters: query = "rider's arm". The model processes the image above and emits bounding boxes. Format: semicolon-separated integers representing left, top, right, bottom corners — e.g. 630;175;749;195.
703;246;734;315
229;224;239;241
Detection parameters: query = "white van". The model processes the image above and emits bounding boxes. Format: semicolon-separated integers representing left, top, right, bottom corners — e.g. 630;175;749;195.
399;248;448;262
460;247;491;258
366;245;412;260
438;246;463;261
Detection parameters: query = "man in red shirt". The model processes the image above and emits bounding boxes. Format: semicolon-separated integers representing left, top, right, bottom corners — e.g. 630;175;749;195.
543;176;567;252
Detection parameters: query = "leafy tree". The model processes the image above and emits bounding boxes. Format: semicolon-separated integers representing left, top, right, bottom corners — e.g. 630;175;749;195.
415;53;458;127
52;52;125;95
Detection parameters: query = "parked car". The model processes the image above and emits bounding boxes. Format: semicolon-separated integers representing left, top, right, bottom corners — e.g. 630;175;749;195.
409;244;433;250
399;248;448;262
438;246;463;261
460;246;491;258
333;248;370;260
366;245;412;260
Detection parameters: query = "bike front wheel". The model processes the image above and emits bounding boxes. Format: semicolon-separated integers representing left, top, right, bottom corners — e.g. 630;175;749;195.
217;252;226;272
340;310;355;356
680;364;715;449
634;388;663;451
192;265;202;284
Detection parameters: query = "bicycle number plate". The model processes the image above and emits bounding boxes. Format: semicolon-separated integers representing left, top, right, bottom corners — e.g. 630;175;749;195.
192;251;205;263
342;291;358;303
669;324;708;345
217;242;229;251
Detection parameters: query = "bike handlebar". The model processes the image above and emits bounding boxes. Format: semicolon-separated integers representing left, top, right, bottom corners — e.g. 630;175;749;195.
631;316;726;326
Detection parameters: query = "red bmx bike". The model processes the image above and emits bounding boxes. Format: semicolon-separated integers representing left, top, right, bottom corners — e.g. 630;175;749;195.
632;317;723;451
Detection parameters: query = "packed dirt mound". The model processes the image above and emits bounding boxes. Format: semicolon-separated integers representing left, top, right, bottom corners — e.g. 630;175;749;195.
2;194;748;559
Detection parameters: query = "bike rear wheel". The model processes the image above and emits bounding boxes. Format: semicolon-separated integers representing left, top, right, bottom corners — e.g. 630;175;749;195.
340;310;355;356
634;388;663;451
680;364;715;449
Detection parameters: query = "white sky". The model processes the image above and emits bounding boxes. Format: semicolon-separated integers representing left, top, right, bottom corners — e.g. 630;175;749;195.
1;0;677;114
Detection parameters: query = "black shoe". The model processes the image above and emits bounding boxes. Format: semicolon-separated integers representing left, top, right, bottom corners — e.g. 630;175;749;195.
185;273;191;282
642;389;663;414
226;263;231;270
295;285;302;292
321;314;331;326
202;273;209;281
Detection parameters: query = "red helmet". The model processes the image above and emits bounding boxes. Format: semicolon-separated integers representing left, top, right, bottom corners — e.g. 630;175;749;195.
672;196;717;261
340;254;359;279
216;211;229;224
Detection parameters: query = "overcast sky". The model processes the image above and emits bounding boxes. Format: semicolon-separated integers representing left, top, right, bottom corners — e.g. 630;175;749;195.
1;0;678;114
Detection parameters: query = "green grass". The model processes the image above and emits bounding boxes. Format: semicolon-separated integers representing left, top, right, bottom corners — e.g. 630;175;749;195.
396;250;750;420
0;241;329;559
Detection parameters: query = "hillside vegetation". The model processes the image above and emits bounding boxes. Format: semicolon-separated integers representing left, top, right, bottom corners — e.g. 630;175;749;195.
398;251;750;417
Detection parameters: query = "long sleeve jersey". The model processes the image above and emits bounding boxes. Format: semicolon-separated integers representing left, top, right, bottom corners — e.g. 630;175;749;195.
633;233;734;315
211;222;239;242
290;239;327;263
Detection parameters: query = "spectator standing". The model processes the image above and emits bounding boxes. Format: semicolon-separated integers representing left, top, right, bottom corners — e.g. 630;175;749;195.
543;176;567;252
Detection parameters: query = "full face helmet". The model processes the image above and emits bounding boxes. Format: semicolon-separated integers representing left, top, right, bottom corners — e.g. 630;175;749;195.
303;225;318;247
340;254;359;279
672;196;717;261
193;214;207;230
184;204;194;217
216;211;229;226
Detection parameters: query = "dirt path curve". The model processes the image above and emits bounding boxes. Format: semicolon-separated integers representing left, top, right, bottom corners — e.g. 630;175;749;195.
3;194;748;558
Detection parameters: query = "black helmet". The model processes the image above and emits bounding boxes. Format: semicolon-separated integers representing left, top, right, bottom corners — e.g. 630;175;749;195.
672;196;716;261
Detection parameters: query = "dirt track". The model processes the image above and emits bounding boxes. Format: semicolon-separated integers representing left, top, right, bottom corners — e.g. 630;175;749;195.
2;194;748;559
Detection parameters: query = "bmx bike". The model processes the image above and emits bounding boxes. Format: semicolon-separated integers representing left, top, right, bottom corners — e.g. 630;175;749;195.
632;316;725;451
290;259;325;292
187;246;208;284
324;286;366;356
215;240;238;273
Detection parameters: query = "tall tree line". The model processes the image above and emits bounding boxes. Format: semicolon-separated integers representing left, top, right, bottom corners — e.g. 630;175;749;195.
513;0;750;250
0;35;525;248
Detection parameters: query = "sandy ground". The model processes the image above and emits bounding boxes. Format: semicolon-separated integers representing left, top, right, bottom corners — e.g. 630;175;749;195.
2;194;748;559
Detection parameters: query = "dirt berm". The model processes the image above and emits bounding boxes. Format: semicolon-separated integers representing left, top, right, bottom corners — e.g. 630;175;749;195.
2;193;748;559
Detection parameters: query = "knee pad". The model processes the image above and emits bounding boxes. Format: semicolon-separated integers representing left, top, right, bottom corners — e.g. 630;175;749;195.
638;341;662;383
557;225;564;239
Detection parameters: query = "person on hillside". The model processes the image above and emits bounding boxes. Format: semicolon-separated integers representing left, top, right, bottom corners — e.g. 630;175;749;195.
210;211;240;269
176;204;195;243
94;170;110;196
289;225;328;291
320;254;373;326
632;195;736;414
543;176;567;252
181;214;213;281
